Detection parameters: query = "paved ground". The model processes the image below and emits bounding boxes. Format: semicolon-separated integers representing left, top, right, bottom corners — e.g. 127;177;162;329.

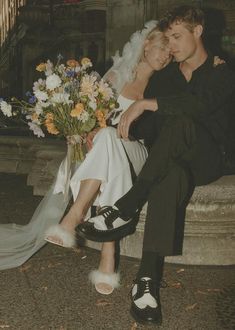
0;173;235;330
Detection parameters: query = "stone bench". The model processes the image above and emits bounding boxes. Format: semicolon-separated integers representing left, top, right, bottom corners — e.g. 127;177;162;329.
0;135;234;265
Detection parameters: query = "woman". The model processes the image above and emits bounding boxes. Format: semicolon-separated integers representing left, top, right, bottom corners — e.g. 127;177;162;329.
0;20;173;293
44;21;171;295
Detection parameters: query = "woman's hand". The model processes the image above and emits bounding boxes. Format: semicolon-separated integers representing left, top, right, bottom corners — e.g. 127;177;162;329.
86;127;101;151
117;99;158;140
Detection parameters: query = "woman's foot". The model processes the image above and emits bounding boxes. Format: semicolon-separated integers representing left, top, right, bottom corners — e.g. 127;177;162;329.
89;243;120;294
45;205;85;247
44;224;76;248
89;270;120;295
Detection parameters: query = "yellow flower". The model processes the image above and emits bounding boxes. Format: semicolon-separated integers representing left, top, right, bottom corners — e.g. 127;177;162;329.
70;103;84;117
81;57;92;67
66;59;79;68
36;63;46;72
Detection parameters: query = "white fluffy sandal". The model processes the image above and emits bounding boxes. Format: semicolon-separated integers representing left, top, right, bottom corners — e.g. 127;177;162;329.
44;224;76;248
89;269;120;295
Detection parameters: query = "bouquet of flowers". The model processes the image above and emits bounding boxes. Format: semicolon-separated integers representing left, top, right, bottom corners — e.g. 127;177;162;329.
0;55;119;161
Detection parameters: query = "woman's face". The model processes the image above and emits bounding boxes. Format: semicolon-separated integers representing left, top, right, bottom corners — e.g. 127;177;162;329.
144;36;172;71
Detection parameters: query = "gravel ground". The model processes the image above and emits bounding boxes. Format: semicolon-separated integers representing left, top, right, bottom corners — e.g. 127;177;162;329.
0;173;234;330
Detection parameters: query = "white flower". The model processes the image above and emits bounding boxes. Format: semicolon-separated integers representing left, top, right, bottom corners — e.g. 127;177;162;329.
45;60;53;76
75;66;81;73
50;92;73;105
26;114;40;124
33;78;46;92
89;100;97;110
57;64;66;74
46;73;62;90
39;101;50;108
80;111;89;123
34;90;48;102
28;122;45;137
0;101;12;117
34;103;43;115
98;79;114;100
79;74;98;98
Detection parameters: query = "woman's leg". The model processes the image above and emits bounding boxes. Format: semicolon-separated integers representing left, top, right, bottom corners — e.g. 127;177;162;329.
46;179;101;245
60;179;101;232
90;240;121;295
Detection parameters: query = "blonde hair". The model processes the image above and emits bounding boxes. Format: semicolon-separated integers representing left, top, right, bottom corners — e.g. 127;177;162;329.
103;21;158;94
137;27;168;71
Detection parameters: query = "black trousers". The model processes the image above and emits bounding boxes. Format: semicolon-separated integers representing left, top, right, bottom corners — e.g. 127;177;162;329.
116;115;223;256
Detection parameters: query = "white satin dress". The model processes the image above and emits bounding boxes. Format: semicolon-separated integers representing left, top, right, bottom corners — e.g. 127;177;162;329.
0;95;147;270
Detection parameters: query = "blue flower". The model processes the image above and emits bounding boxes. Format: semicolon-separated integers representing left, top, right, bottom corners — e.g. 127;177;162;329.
29;96;36;104
66;70;75;77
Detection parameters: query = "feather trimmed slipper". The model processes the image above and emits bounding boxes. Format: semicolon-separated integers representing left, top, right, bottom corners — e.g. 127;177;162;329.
44;224;76;248
89;269;120;295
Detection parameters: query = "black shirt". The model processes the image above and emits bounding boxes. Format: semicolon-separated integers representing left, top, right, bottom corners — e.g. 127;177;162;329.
131;54;235;148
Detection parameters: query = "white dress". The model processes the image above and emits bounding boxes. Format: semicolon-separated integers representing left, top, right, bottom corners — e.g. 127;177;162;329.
0;95;147;270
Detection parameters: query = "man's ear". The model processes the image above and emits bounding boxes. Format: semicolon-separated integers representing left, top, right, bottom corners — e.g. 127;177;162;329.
194;24;203;38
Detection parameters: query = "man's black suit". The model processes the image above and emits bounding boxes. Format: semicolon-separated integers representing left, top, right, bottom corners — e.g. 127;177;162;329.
115;55;235;256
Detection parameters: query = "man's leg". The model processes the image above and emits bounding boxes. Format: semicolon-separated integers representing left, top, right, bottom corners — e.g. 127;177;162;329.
130;164;191;324
115;116;195;216
77;115;222;242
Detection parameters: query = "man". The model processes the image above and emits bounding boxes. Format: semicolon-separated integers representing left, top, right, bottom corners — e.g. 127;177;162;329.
77;5;235;325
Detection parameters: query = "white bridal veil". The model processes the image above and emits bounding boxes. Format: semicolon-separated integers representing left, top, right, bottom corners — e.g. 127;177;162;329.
0;20;157;270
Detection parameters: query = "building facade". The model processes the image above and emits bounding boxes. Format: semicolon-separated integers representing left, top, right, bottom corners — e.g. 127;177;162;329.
0;0;235;99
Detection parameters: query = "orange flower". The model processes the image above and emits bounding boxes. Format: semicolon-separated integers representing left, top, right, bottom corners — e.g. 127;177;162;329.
45;112;54;123
99;119;107;128
70;103;84;117
66;59;79;68
46;123;59;135
32;113;39;121
44;113;59;135
36;63;46;72
95;110;107;128
95;109;104;120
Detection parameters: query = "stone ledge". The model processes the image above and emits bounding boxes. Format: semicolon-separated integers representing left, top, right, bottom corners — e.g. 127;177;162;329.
0;135;235;265
87;175;235;266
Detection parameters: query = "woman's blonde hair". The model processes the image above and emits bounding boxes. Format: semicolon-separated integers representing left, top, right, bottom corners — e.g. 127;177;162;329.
137;27;168;70
103;21;158;93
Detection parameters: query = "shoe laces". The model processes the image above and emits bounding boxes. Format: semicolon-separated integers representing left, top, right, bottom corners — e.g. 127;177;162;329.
131;278;167;293
98;206;120;229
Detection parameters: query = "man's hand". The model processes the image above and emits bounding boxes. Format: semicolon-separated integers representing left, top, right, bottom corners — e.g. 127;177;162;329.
213;55;225;67
117;99;158;140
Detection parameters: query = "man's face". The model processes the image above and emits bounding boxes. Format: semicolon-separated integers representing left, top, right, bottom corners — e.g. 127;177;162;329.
164;22;199;62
